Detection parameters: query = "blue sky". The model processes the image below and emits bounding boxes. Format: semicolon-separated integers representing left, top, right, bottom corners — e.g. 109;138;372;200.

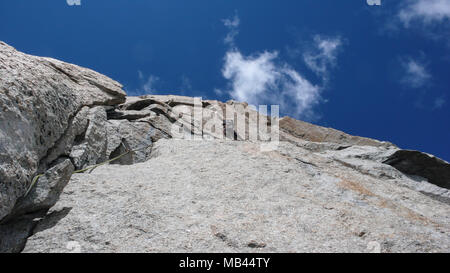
1;0;449;160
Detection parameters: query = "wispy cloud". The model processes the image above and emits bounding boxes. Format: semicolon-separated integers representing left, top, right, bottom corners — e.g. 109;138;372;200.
218;14;327;119
400;58;431;88
222;12;240;46
138;70;159;94
433;96;446;109
221;49;321;119
138;70;144;81
180;75;192;91
377;0;450;44
398;0;450;26
303;35;343;82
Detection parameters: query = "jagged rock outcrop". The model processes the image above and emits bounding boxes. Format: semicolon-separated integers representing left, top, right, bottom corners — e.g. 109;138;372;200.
1;41;449;253
0;41;126;224
383;150;450;190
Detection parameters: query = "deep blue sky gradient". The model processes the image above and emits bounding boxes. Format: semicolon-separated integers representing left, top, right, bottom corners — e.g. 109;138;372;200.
1;0;449;160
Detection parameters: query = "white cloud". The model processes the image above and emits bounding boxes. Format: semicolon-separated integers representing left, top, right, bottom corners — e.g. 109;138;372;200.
221;49;321;119
303;35;342;81
138;70;144;80
180;75;192;91
218;14;346;119
399;0;450;26
433;96;446;109
400;58;431;88
124;71;159;96
137;71;159;94
222;13;240;46
223;13;240;28
223;50;278;104
214;88;224;96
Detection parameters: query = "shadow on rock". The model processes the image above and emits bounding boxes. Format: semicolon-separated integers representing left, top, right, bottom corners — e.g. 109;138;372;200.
384;150;450;189
0;210;47;253
0;207;72;253
32;207;72;234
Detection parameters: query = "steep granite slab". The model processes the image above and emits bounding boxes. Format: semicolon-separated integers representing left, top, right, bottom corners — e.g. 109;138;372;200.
23;140;450;253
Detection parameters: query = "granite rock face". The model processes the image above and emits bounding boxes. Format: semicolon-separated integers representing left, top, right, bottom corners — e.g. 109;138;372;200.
1;41;449;253
0;41;125;223
23;140;450;253
278;116;393;148
383;150;450;190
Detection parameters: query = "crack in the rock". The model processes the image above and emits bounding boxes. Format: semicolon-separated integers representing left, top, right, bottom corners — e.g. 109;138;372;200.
36;106;85;174
83;77;125;102
45;62;80;85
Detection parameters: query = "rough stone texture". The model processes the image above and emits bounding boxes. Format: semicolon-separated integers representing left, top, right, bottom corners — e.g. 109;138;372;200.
0;41;125;222
12;159;74;217
111;95;273;142
279;116;393;148
23;139;450;253
43;106;90;166
384;150;450;190
1;41;450;253
105;120;154;165
0;211;47;253
69;106;108;169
